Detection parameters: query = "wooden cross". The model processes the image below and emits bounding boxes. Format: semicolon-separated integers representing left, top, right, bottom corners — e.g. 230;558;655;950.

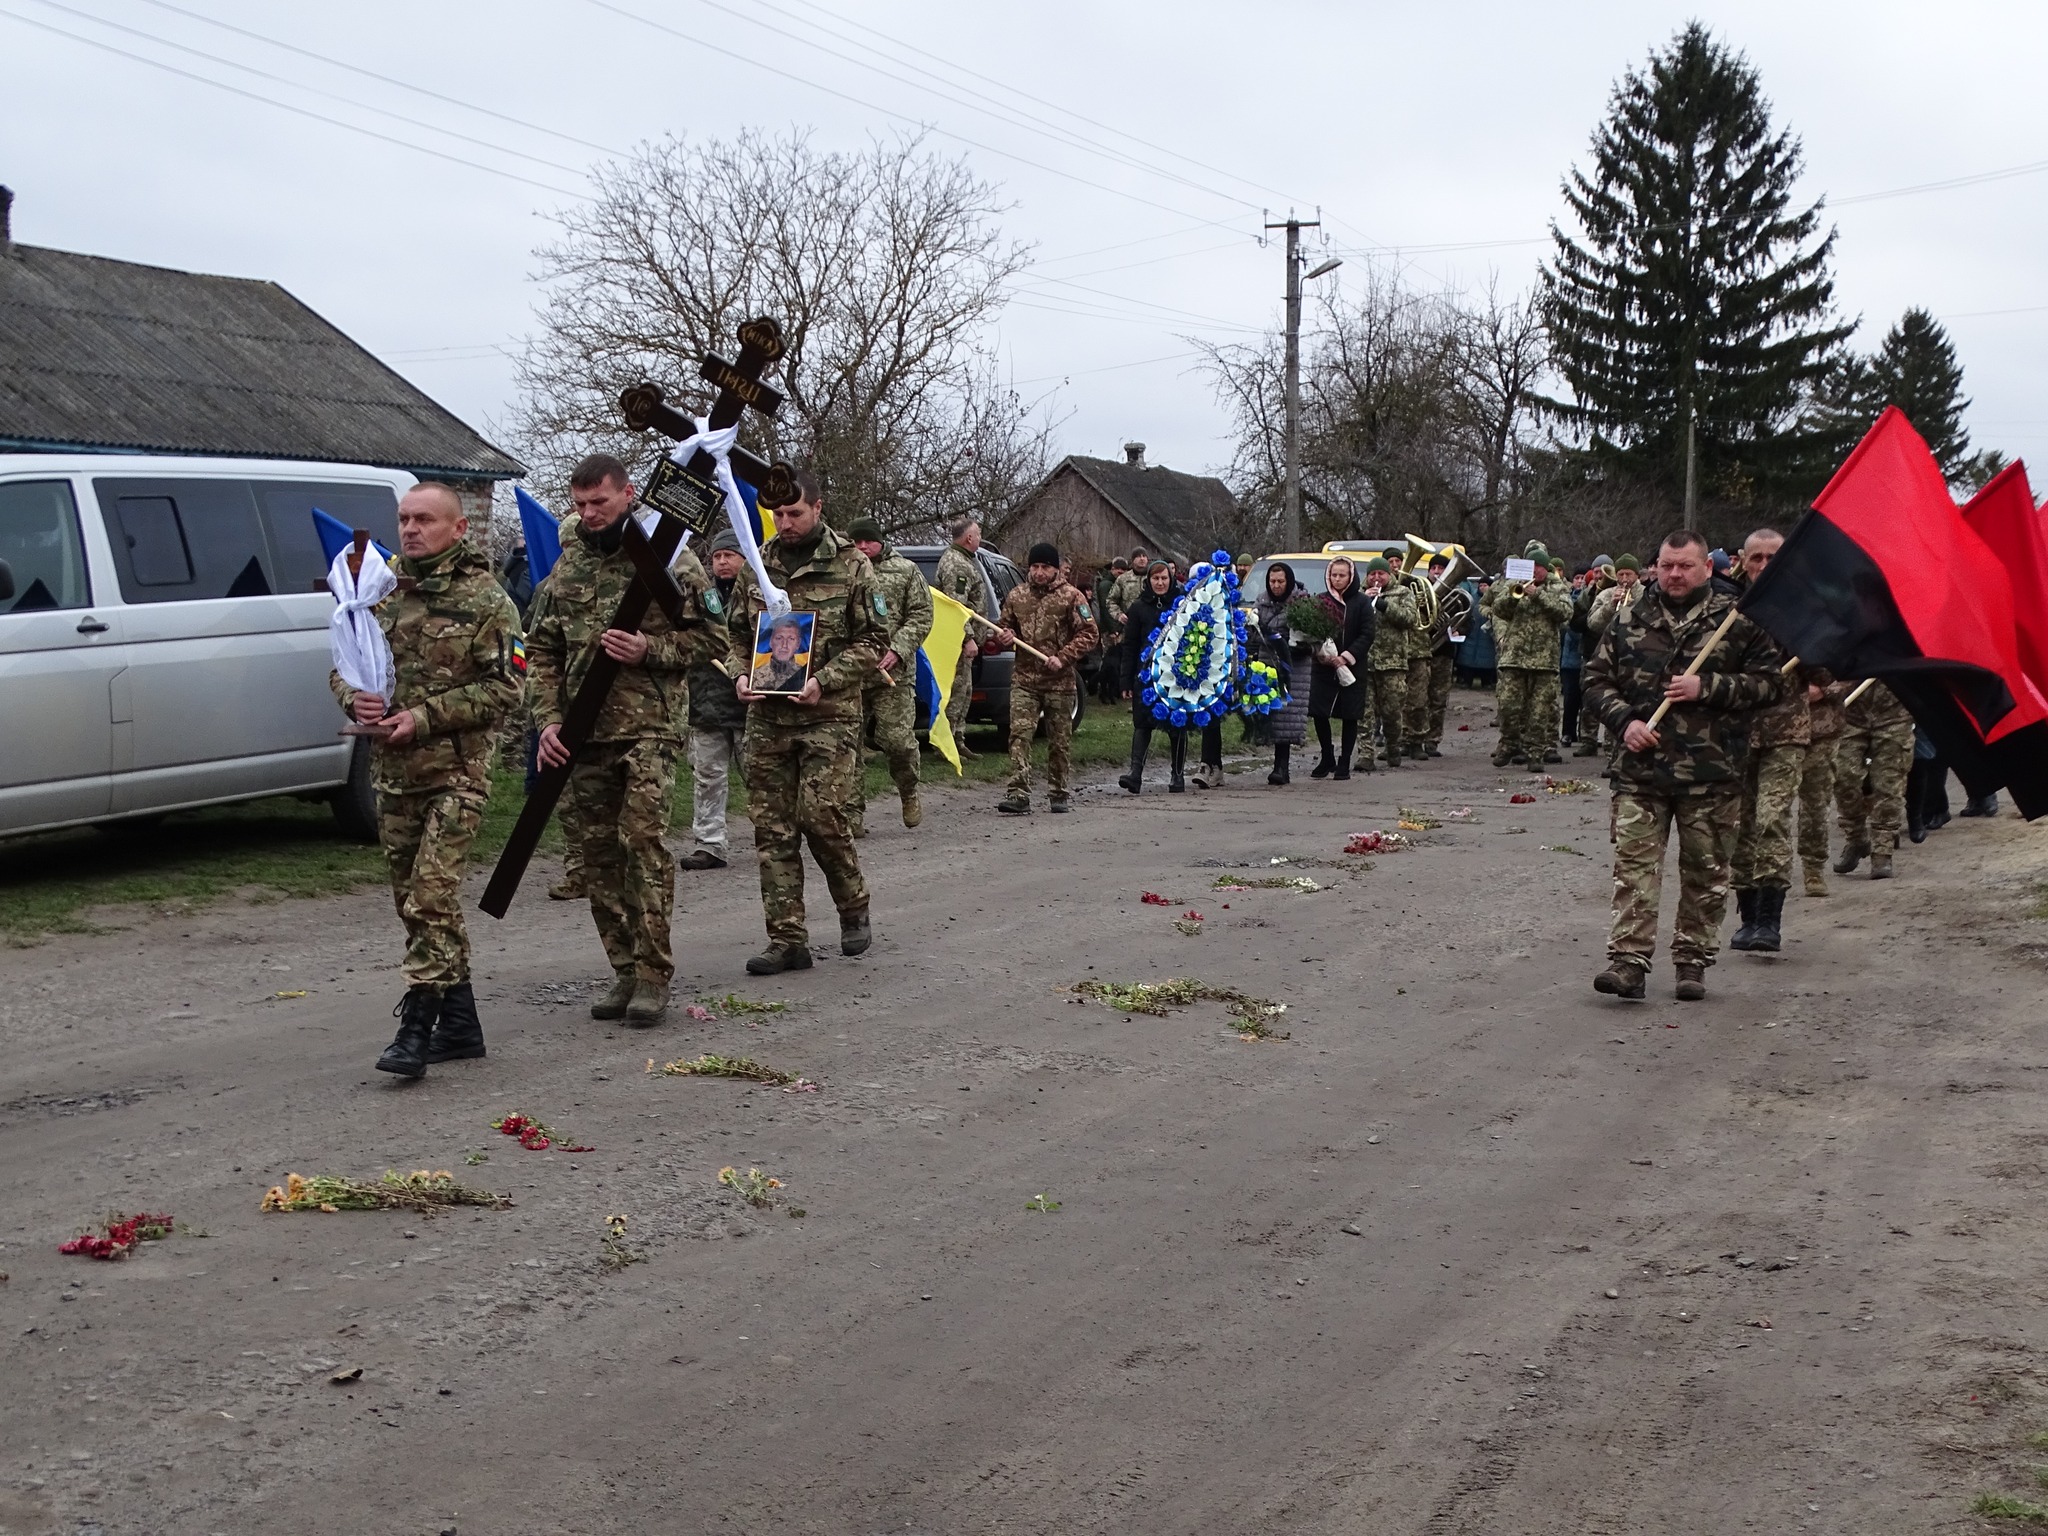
480;316;792;918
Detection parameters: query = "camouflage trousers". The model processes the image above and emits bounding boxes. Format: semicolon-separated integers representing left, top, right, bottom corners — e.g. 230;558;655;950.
1732;743;1806;890
1835;719;1914;854
1008;684;1075;798
567;738;678;986
946;637;975;742
1495;666;1558;761
1797;739;1837;869
743;718;866;949
860;674;922;803
1607;787;1741;972
377;788;486;989
1366;668;1407;765
1408;652;1453;749
1400;656;1432;751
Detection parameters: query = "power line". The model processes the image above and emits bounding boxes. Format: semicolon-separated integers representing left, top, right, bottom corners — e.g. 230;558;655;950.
778;0;1312;212
25;0;593;179
0;6;590;198
130;0;626;158
583;0;1249;237
1008;350;1207;387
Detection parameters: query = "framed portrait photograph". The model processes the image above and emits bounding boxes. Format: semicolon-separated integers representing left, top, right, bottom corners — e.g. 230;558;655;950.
750;610;815;695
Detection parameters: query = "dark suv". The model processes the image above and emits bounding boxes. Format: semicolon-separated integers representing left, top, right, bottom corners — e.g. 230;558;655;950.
899;545;1086;741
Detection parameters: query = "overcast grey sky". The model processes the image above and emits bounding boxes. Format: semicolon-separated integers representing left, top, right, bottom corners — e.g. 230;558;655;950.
7;0;2045;489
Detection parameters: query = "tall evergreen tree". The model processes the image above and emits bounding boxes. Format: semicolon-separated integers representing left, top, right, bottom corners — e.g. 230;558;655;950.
1541;24;1853;511
1858;307;1985;483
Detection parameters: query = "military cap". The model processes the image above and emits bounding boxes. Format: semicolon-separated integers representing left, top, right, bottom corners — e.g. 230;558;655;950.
845;516;884;544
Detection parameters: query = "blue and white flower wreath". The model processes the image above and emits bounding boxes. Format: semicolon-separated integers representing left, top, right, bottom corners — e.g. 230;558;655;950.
1138;549;1289;727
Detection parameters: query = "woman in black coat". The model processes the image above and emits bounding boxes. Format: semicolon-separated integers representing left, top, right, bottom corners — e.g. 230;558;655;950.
1118;562;1187;794
1254;561;1310;784
1306;555;1374;779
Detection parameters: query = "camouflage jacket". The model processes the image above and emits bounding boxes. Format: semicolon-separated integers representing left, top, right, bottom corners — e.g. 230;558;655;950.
1808;678;1851;743
992;577;1099;691
725;524;887;727
1586;582;1641;638
1583;582;1786;795
1845;678;1913;732
329;539;523;797
526;516;720;744
867;545;935;674
1751;664;1834;750
1364;582;1419;670
1403;579;1437;661
934;543;986;623
1107;568;1145;631
1484;576;1574;668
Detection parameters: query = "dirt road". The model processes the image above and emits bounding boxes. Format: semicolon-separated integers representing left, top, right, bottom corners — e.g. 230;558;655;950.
4;689;2046;1535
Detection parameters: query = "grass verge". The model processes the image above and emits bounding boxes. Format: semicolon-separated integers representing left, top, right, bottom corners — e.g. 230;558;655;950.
0;708;1144;943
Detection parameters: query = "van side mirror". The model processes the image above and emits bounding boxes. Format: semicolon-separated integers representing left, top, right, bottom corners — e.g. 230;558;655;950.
0;558;14;603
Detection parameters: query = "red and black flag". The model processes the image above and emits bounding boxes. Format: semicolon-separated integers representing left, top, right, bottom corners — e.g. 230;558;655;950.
1740;407;2048;818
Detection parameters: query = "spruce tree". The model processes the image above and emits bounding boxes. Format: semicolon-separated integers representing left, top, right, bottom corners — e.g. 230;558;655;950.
1541;24;1853;511
1857;308;1983;483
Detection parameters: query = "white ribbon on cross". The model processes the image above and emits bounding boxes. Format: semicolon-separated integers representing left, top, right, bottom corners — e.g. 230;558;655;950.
668;417;789;616
326;541;397;697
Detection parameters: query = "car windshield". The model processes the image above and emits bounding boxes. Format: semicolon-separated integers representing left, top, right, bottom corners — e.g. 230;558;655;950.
1245;557;1331;602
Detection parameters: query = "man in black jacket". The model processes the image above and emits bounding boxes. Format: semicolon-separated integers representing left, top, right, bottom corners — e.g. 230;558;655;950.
680;529;748;871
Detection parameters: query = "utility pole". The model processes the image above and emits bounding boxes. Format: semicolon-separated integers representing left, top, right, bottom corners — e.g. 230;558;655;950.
1684;401;1698;523
1265;212;1336;552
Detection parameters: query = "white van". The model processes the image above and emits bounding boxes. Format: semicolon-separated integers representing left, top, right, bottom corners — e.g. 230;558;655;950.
0;454;416;840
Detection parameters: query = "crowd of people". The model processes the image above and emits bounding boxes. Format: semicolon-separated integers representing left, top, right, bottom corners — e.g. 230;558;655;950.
336;461;1988;1077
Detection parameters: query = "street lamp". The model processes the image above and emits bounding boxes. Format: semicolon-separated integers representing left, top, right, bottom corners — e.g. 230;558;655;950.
1305;257;1344;281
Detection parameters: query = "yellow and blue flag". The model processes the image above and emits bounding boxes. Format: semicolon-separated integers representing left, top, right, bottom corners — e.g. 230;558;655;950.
921;590;975;774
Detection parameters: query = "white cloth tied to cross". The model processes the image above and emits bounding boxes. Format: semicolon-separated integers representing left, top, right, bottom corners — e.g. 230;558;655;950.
668;417;790;616
326;542;397;697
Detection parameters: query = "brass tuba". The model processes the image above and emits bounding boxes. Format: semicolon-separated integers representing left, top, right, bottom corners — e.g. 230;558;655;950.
1404;534;1485;647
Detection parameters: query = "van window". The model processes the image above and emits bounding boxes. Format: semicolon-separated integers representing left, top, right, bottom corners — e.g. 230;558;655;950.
116;498;194;585
256;482;402;592
95;478;276;603
0;480;91;612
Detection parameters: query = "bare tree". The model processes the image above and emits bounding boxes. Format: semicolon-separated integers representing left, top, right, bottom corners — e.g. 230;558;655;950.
1445;277;1548;555
504;130;1058;539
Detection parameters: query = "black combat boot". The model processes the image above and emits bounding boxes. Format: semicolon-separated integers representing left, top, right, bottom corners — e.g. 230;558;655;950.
1168;733;1188;793
1335;720;1359;779
1749;886;1785;952
377;988;438;1079
1119;726;1152;794
746;944;815;976
1833;841;1867;875
425;982;485;1064
840;907;872;956
1729;887;1760;951
1593;961;1646;1000
1268;743;1291;785
1310;719;1336;778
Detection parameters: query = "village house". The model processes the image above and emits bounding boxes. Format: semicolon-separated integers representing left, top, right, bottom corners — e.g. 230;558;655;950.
1001;442;1240;573
0;187;520;526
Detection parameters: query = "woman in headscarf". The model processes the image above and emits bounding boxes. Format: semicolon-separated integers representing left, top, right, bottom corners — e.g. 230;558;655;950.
1119;561;1188;793
1254;561;1309;784
1307;555;1374;779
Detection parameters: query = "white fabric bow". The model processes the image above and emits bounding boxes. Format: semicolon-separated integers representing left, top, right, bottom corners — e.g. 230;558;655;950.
326;543;397;697
668;418;790;616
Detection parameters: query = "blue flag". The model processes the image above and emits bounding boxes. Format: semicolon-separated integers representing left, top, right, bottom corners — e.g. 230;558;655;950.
515;487;565;583
312;507;391;568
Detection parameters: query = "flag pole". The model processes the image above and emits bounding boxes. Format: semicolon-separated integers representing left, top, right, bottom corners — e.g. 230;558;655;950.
1645;607;1746;730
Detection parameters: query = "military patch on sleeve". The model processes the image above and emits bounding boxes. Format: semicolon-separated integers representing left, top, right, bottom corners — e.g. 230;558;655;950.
873;593;890;619
510;637;527;673
1077;601;1092;621
702;589;723;617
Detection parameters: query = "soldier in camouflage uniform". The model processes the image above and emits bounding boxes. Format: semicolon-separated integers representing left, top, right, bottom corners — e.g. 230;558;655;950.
331;483;523;1078
1583;531;1784;1002
1579;556;1642;755
988;541;1099;813
933;518;987;756
1395;554;1437;760
1108;550;1150;636
530;454;723;1027
1361;557;1418;768
1728;529;1808;954
727;471;889;975
1797;675;1848;895
849;517;934;835
1833;679;1915;880
1410;553;1457;757
1483;551;1574;770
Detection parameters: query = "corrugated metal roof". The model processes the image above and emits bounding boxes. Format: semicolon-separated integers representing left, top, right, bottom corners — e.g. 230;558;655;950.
0;244;523;479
